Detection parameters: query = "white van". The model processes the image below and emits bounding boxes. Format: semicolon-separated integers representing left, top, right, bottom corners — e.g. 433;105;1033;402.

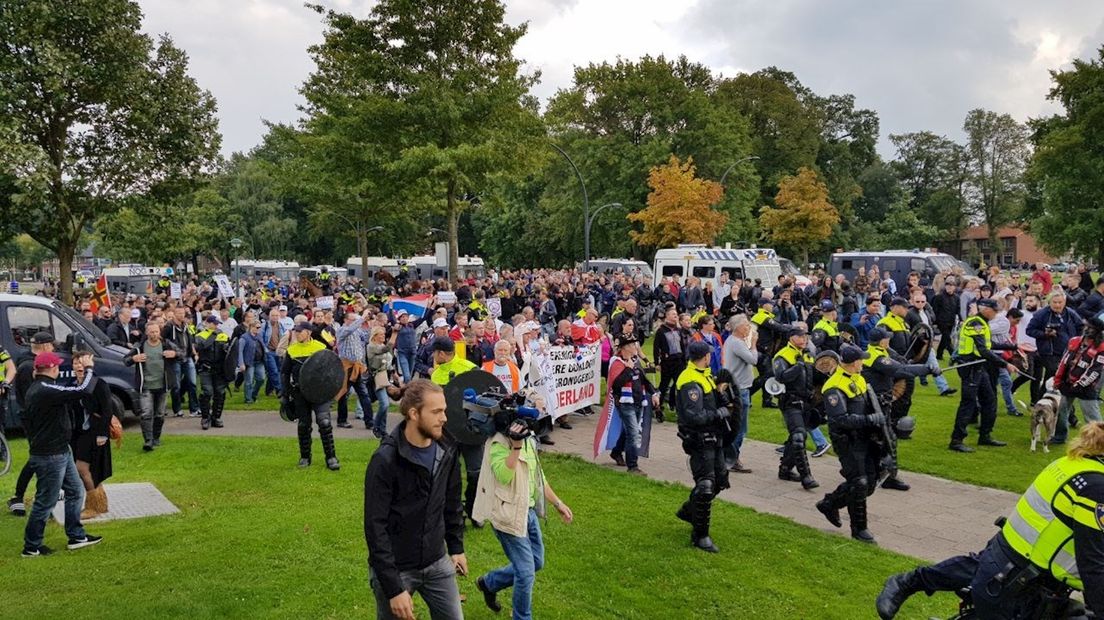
229;260;300;282
100;265;173;295
406;255;487;282
653;245;783;288
583;258;653;279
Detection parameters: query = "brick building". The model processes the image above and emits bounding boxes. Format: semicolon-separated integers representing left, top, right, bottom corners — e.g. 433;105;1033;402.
939;225;1063;267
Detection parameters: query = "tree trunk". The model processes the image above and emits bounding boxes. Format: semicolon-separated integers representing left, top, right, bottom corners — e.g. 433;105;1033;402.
358;228;368;285
57;240;75;305
447;180;459;285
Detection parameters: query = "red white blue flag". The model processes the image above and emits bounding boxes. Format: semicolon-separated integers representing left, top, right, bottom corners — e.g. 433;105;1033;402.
384;294;431;319
592;357;653;459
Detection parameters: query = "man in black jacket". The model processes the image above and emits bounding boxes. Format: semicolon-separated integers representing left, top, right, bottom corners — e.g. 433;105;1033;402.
21;352;101;557
1079;276;1104;321
7;331;55;517
931;280;960;361
364;379;465;620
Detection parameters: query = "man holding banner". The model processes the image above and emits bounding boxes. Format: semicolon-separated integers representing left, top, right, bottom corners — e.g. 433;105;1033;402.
604;336;658;475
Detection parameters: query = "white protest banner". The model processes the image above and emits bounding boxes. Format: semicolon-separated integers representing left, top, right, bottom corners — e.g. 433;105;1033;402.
437;291;457;305
487;297;502;319
170;283;182;299
532;344;601;419
316;296;335;310
213;275;234;298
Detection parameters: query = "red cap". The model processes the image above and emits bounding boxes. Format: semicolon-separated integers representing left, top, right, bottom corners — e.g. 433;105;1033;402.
33;352;63;369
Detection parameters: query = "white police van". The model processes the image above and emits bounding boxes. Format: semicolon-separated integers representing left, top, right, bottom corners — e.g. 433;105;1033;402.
582;258;653;279
653;244;783;288
0;294;140;429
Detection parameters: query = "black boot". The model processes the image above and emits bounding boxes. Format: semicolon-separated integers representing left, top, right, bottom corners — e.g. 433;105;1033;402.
211;392;225;428
152;417;164;447
297;426;312;467
676;501;692;523
816;497;842;528
876;570;924;619
691;494;718;553
881;476;910;491
848;500;876;544
320;421;339;471
794;445;819;490
140;416;154;451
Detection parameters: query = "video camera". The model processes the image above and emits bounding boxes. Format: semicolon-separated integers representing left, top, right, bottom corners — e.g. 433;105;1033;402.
462;388;542;440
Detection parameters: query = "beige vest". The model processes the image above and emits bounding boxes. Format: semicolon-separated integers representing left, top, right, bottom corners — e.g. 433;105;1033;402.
472;433;546;536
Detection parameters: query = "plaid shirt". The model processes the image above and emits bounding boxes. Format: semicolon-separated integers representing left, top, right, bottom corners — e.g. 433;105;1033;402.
336;317;368;363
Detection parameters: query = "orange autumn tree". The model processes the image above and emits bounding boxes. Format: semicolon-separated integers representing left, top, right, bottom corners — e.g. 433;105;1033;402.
629;155;726;248
758;166;840;267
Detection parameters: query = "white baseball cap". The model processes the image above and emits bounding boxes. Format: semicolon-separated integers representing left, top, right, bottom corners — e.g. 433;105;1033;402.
432;318;449;329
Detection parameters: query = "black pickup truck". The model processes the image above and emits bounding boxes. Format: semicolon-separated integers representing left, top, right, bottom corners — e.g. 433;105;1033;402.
0;293;140;429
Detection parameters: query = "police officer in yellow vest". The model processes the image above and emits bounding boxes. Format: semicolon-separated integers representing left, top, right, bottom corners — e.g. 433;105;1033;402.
951;298;1017;453
750;298;785;408
876;421;1104;619
863;327;940;493
816;344;887;544
429;336;483;523
772;324;820;490
281;324;340;470
318;266;332;295
675;341;731;553
195;314;231;431
811;300;842;353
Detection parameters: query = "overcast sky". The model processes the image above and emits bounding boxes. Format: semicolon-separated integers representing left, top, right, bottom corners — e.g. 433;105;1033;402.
139;0;1104;158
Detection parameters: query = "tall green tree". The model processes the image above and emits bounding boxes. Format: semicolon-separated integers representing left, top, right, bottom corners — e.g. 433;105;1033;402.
889;131;971;240
1029;47;1104;266
300;0;544;281
0;0;220;302
962;109;1031;248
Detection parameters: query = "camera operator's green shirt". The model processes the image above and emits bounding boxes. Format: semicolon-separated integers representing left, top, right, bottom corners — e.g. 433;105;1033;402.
490;438;539;508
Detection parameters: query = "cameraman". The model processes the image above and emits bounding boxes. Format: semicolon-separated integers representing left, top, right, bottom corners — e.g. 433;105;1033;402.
472;411;573;620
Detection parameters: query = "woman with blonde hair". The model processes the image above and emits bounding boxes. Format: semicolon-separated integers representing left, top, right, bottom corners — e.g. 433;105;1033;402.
365;326;394;438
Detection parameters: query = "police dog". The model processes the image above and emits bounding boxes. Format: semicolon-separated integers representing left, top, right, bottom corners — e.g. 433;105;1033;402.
1021;379;1061;453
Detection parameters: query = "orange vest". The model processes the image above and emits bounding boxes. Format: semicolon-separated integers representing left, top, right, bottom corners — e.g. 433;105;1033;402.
482;360;520;392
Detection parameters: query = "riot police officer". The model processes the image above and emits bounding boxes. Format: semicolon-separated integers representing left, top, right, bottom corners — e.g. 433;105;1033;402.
195;314;230;430
876;422;1104;619
950;298;1015;452
318;266;333;296
878;298;920;423
750;298;786;408
281;324;339;470
811;300;842;353
675;341;730;553
863;327;940;492
816;344;887;543
772;324;819;490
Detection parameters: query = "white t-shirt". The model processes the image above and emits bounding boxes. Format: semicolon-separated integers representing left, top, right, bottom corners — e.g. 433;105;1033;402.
490;362;514;388
1019;309;1037;350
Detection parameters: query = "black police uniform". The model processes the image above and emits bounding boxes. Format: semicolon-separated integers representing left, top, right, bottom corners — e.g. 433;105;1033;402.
951;305;1015;451
749;305;786;407
862;341;934;492
816;360;887;543
674;360;729;553
281;338;339;470
772;341;819;489
195;322;230;430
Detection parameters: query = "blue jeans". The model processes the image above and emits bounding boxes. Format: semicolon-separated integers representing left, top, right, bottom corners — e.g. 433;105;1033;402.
372;388;390;434
24;451;86;549
927;349;950;392
263;352;283;395
243;363;266;402
809;426;828;449
997;368;1019;414
1054;396;1102;443
729;388;751;458
484;509;545;620
396;350;415;384
171;358;199;414
616;403;643;469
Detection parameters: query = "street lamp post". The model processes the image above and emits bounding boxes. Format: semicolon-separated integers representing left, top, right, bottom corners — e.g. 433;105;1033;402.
230;237;243;295
719;155;760;187
585;203;624;271
329;211;382;281
550;144;596;270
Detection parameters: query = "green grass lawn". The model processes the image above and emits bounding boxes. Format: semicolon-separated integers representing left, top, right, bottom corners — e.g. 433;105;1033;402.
0;435;952;620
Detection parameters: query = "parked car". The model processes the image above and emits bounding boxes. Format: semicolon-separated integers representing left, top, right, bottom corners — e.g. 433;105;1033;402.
0;294;140;429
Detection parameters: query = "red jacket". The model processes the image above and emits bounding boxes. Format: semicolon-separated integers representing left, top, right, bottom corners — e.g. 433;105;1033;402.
1054;335;1104;398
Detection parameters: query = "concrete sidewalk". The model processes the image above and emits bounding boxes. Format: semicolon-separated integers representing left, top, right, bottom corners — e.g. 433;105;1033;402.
161;409;1018;563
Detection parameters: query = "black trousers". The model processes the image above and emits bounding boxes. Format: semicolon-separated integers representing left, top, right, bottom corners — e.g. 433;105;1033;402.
1010;352;1042;403
935;323;956;360
458;442;483;520
658;358;683;409
198;371;227;421
953;366;996;442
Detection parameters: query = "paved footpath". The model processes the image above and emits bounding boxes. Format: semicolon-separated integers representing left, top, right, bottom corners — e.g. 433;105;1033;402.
163;409;1018;563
